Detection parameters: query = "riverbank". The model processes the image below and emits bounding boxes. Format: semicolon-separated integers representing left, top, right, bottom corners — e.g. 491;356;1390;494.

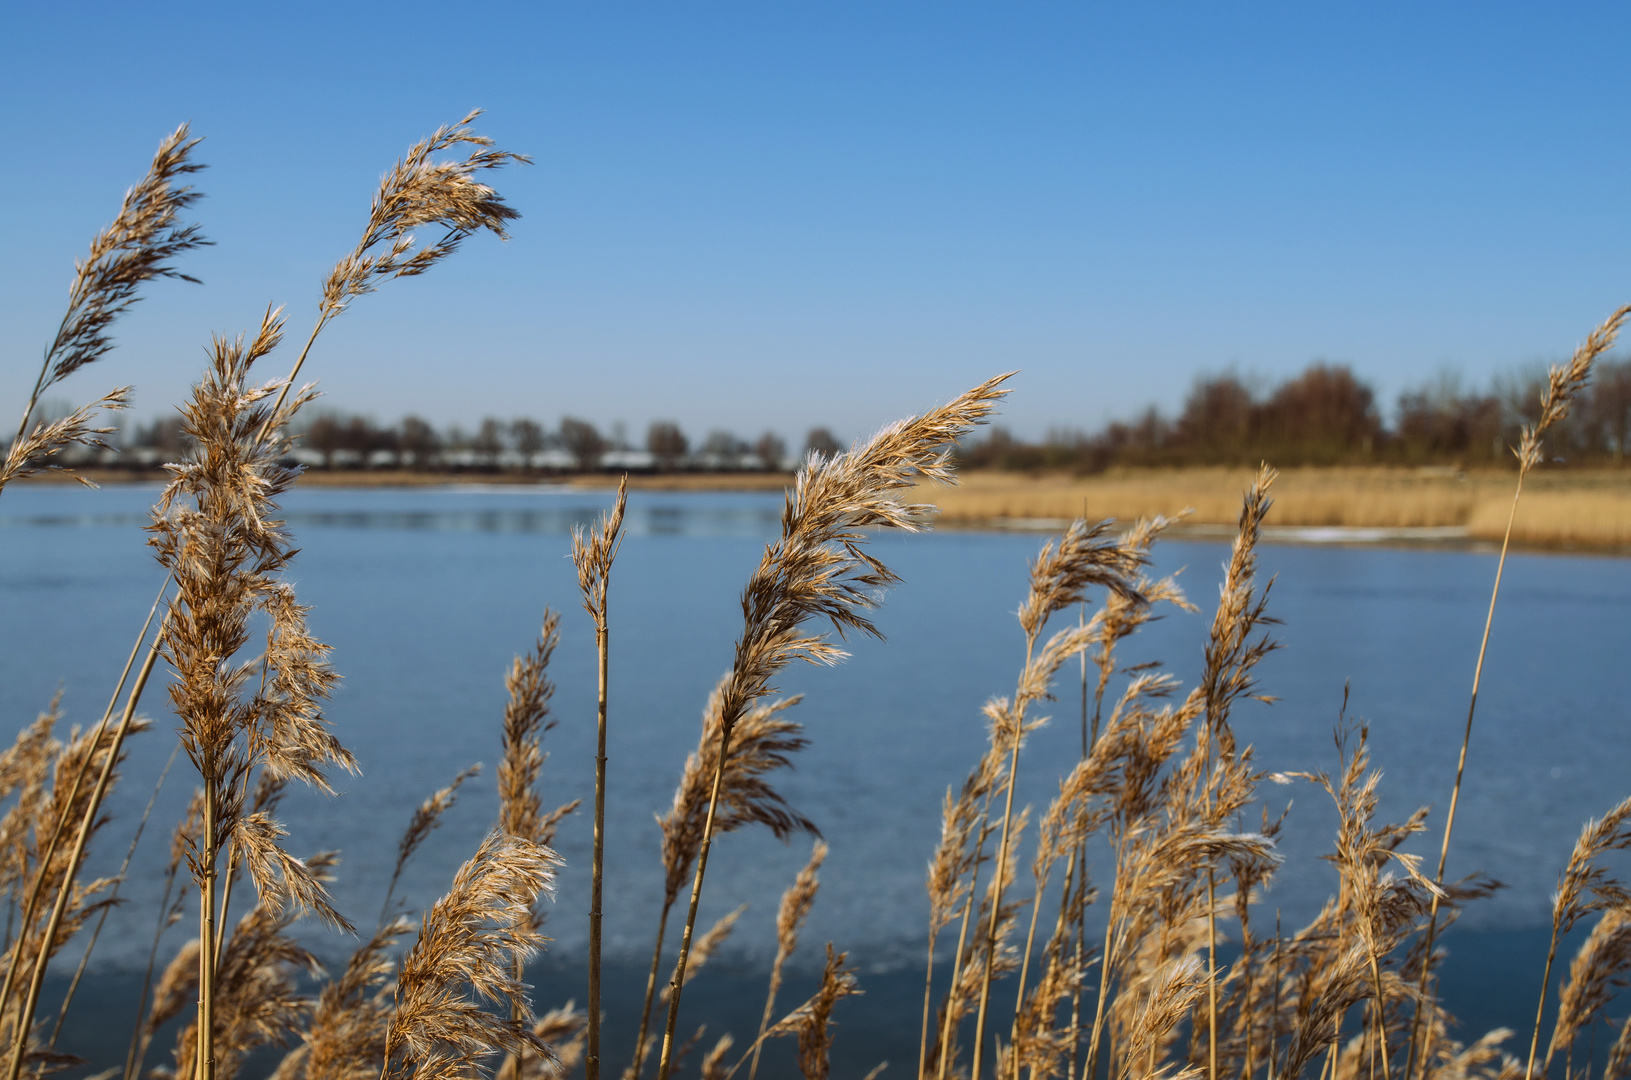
907;466;1631;549
28;465;1631;548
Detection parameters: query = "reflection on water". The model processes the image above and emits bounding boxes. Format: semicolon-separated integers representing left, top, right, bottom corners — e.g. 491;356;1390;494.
3;482;1631;1056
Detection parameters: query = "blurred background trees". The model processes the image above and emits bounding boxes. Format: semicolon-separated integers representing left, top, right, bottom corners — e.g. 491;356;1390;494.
81;351;1631;475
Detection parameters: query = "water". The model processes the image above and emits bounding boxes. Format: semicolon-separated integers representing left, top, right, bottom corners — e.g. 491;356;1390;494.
4;482;1630;1074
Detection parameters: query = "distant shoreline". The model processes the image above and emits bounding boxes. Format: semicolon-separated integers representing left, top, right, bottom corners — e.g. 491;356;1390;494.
21;465;1631;550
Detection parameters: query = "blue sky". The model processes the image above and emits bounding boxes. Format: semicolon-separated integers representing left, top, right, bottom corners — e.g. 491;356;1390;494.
3;3;1628;444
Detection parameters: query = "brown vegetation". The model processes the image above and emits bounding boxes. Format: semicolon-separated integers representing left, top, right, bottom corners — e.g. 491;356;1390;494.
907;466;1631;547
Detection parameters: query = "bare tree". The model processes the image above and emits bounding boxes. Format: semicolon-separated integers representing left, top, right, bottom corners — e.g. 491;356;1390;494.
399;415;440;469
511;418;546;471
804;427;841;458
474;416;506;468
753;430;787;470
561;416;606;471
702;430;745;459
647;421;688;471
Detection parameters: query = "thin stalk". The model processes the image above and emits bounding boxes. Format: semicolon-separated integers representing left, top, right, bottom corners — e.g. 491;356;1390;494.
11;299;78;450
752;955;785;1080
1010;866;1052;1054
122;859;183;1080
937;822;989;1080
972;638;1037;1080
1068;600;1089;1080
1525;914;1565;1080
630;900;674;1080
50;740;179;1047
1082;916;1116;1080
1084;827;1133;1080
1268;914;1282;1080
0;581;165;1019
4;621;164;1080
1406;474;1526;1080
1208;869;1219;1080
1066;853;1087;1080
656;722;736;1080
1240;923;1255;1080
588;594;610;1080
197;773;217;1080
256;318;327;444
918;923;938;1080
1368;952;1392;1080
213;860;236;971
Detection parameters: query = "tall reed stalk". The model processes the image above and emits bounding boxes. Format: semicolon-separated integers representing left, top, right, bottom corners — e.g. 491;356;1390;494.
1406;302;1630;1080
574;478;628;1080
654;374;1013;1080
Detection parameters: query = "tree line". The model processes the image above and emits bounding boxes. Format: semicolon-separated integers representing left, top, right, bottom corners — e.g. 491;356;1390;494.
116;413;846;472
961;357;1631;471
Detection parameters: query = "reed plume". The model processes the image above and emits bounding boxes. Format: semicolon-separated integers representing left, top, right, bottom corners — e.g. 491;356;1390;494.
750;842;828;1080
573;478;627;1080
3;124;207;494
383;767;482;928
920;745;1003;1080
1298;721;1441;1080
497;612;570;852
1544;909;1631;1078
629;688;815;1080
298;918;415;1080
254;110;530;428
0;705;151;1075
142;308;355;1080
1523;796;1631;1080
971;517;1147;1080
164;895;328;1080
1409;302;1631;1080
796;945;861;1080
494;608;577;1080
701;1035;735;1080
655;373;1013;1080
382;831;561;1080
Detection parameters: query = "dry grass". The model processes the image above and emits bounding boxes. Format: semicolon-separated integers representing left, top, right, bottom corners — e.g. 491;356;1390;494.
899;466;1631;547
13;115;1631;1080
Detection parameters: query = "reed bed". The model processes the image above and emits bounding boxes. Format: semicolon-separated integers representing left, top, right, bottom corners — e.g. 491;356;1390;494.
6;116;1631;1080
907;467;1631;547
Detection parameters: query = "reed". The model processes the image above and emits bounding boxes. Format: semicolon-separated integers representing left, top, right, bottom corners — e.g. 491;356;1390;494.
2;124;206;496
573;477;628;1080
654;371;1012;1080
749;842;826;1080
1407;303;1631;1080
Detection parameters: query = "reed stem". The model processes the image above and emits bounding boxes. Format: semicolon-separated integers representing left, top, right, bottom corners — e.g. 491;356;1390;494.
1525;915;1564;1080
49;740;179;1047
588;584;611;1080
0;581;164;1023
937;820;988;1080
972;633;1038;1080
1208;868;1219;1080
918;928;938;1080
656;721;735;1080
1406;472;1526;1080
630;900;674;1080
197;773;217;1080
1368;951;1392;1080
4;618;163;1080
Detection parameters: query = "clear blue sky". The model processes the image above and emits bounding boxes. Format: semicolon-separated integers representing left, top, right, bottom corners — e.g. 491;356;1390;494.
4;3;1628;445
